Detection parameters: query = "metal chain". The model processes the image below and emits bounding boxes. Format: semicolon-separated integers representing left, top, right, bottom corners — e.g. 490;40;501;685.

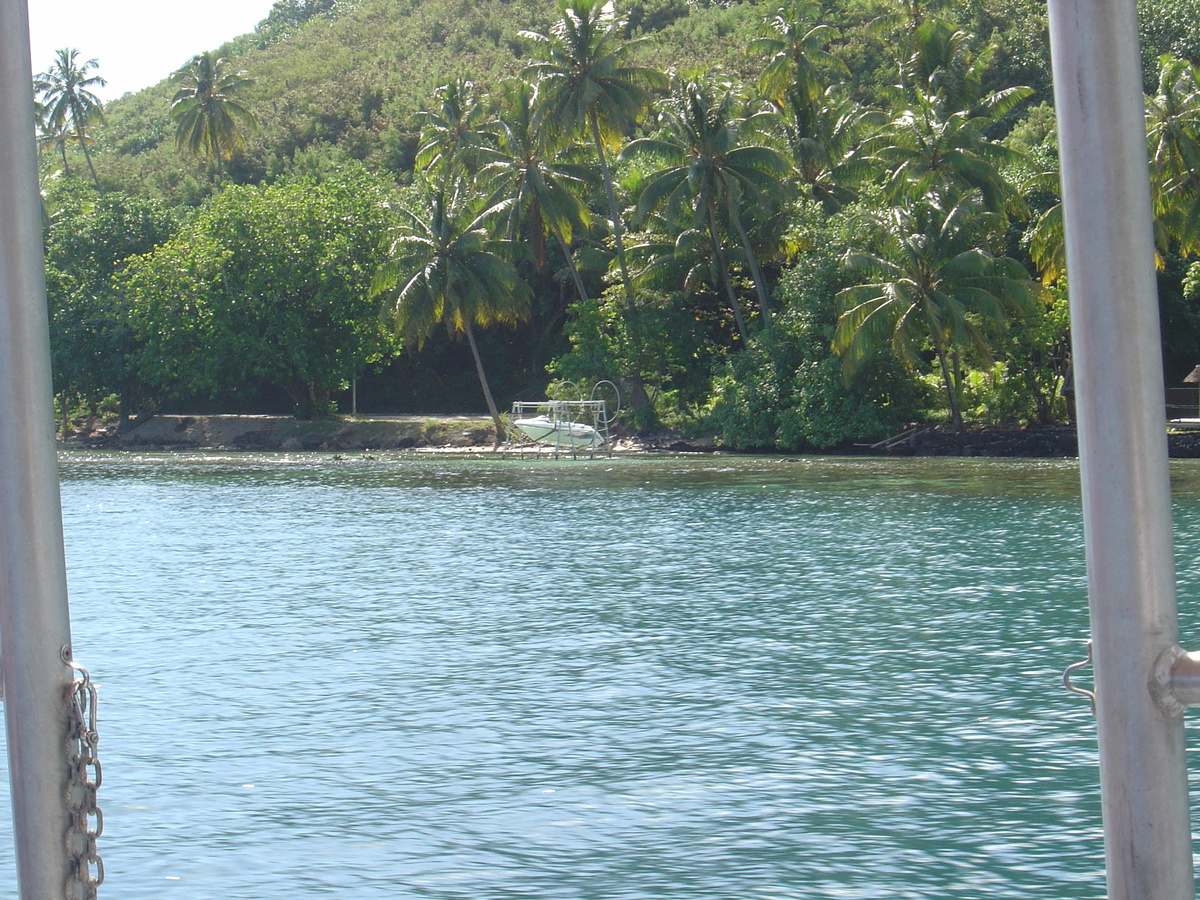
1063;639;1097;716
62;646;103;900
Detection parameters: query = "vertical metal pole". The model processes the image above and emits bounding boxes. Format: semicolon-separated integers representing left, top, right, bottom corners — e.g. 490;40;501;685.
0;0;77;897
1046;1;1194;897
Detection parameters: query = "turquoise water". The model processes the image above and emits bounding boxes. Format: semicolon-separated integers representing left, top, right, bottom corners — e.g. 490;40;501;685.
4;453;1200;898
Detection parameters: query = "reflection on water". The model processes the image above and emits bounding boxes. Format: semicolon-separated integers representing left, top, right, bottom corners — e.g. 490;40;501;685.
3;453;1200;898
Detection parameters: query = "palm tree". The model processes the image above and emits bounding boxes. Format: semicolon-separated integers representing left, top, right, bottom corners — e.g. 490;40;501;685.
520;0;667;304
169;52;259;177
35;49;106;189
481;79;595;304
629;214;753;343
872;105;1028;214
34;98;77;177
833;190;1042;428
1030;53;1198;284
747;2;878;213
867;0;955;37
624;77;789;337
898;19;1002;120
1146;54;1200;255
748;0;848;106
867;25;1032;216
866;0;956;81
372;177;532;442
413;79;495;177
1025;172;1067;284
626;221;721;296
779;86;881;210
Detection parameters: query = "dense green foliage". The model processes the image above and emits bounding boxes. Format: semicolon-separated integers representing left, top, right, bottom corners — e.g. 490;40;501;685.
34;0;1200;446
118;170;398;415
44;184;179;418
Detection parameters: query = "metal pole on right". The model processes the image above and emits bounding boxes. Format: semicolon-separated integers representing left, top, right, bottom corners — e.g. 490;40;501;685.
1046;0;1195;897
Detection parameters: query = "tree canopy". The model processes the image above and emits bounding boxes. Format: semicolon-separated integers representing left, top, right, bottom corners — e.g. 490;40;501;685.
119;171;396;413
35;0;1200;446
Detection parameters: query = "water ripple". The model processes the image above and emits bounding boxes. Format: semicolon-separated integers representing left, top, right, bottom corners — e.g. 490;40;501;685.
1;454;1197;898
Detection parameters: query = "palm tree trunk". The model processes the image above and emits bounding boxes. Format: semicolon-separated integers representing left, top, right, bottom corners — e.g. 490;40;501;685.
463;318;505;447
554;231;589;304
589;113;633;304
76;125;100;190
730;206;772;331
589;113;655;427
58;140;71;177
932;332;962;430
707;199;750;345
528;203;548;272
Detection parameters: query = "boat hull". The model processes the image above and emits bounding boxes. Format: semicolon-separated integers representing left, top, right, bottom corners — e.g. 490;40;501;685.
513;416;603;449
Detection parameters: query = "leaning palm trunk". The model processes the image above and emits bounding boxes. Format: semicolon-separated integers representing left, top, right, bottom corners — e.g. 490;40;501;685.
932;331;962;430
77;125;100;189
589;113;633;304
730;209;771;331
589;114;656;423
463;319;505;447
706;198;750;344
554;232;590;305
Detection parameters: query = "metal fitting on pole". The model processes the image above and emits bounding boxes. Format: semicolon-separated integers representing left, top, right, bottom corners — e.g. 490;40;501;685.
1161;647;1200;712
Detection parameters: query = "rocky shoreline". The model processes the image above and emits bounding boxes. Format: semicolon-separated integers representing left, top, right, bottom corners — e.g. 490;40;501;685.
61;414;501;452
889;425;1200;458
54;413;1200;458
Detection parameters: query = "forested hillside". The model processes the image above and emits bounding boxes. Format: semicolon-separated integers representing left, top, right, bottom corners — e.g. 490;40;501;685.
34;0;1200;448
90;0;789;201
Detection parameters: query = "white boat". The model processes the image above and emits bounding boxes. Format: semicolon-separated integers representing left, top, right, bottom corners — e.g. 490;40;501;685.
513;414;604;449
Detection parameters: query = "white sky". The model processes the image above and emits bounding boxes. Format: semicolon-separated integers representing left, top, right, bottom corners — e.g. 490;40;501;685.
27;0;277;101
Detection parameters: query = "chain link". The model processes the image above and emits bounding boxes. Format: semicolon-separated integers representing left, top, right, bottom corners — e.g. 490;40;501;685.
62;646;103;900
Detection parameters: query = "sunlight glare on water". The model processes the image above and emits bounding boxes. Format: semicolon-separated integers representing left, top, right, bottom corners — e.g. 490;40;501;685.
4;453;1200;898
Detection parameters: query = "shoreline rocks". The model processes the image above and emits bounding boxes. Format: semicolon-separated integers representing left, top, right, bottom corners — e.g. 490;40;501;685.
55;414;1200;459
61;414;498;452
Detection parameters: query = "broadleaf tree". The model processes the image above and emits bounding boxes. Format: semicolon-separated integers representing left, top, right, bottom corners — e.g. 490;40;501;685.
122;170;397;413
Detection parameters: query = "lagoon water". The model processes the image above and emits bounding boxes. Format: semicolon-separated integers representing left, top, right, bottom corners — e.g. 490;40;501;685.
5;453;1200;898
